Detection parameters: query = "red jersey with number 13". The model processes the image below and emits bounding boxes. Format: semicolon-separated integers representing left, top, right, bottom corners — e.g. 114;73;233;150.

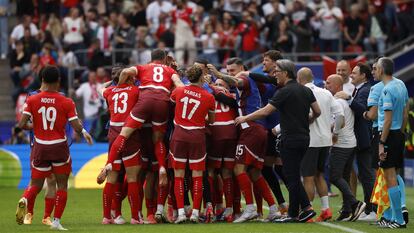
22;91;78;144
103;84;140;127
171;85;215;129
135;62;177;101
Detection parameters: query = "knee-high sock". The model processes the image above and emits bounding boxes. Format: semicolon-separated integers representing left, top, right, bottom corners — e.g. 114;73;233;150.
388;186;404;224
44;197;55;219
262;166;285;205
54;190;67;219
192;176;203;211
236;173;253;205
254;176;276;207
174;177;185;210
103;183;115;219
214;176;224;207
204;175;213;204
127;182;139;220
108;135;127;165
23;185;41;215
154;141;167;168
233;176;241;214
184;175;191;206
157;184;169;208
253;184;263;215
383;207;392;220
223;177;233;208
397;175;406;207
111;182;122;217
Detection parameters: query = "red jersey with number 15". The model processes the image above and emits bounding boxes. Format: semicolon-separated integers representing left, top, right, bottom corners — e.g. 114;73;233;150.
103;84;140;127
134;62;177;100
171;85;215;129
22;91;78;144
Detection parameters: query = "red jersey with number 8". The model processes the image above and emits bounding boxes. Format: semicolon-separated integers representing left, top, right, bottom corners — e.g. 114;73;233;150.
171;85;215;129
22;91;78;144
135;62;177;97
103;84;140;127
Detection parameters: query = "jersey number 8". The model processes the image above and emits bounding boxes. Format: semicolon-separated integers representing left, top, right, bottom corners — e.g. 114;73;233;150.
153;67;164;83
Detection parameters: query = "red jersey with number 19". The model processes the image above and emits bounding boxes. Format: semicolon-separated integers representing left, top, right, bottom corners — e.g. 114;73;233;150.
22;91;78;144
103;84;140;127
135;62;177;100
171;85;215;129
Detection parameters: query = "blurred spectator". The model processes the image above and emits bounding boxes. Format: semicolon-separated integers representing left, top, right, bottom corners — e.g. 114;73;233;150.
20;27;41;57
73;71;103;120
61;0;80;17
96;67;110;83
96;16;113;61
39;43;56;66
113;13;135;64
217;12;236;63
62;8;85;52
37;0;60;18
130;1;147;28
131;40;152;65
136;26;155;49
343;4;364;51
316;0;343;52
262;0;287;17
363;4;389;58
199;24;220;64
155;12;174;48
236;11;260;62
263;0;285;50
46;13;64;50
5;126;29;145
59;45;79;69
0;0;8;59
395;0;414;42
39;30;57;49
10;15;39;48
12;54;42;103
87;38;105;70
274;18;294;53
307;0;327;13
109;10;119;28
16;0;34;17
10;40;29;87
289;0;314;60
172;0;197;66
84;8;100;45
222;0;244;13
146;0;173;34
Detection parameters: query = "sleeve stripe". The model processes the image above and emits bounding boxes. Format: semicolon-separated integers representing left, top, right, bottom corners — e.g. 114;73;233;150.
23;111;32;116
68;116;78;121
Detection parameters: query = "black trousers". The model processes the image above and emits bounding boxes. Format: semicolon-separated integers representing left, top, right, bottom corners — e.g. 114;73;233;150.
280;139;311;218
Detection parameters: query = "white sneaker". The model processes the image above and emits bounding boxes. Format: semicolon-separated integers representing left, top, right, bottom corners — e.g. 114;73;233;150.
190;213;199;223
16;198;28;225
358;211;377;221
113;215;126;224
50;219;68;231
233;206;258;223
265;211;282;222
174;214;187;224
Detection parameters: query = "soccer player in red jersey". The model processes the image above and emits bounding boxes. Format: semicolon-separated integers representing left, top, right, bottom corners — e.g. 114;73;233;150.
170;65;215;223
100;64;145;224
207;79;238;222
100;49;183;189
15;66;93;230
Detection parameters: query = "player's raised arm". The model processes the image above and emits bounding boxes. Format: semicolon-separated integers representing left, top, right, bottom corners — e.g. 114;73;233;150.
207;64;241;88
70;119;93;145
118;66;138;85
172;73;184;87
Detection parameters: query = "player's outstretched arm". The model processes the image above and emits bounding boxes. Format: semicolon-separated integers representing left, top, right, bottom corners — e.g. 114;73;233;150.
207;64;242;88
172;73;184;87
70;119;94;145
118;67;137;85
235;103;276;125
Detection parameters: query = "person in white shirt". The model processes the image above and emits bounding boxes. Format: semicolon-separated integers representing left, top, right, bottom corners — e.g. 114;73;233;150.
199;24;219;65
74;71;103;120
315;0;343;52
146;0;173;34
298;68;343;221
336;60;355;96
325;74;366;222
63;8;85;49
10;15;39;48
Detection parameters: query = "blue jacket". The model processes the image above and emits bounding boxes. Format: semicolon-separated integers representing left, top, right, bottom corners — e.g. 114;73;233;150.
350;82;372;149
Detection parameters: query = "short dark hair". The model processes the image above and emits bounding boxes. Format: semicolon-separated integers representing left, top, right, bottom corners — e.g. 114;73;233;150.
112;63;126;83
151;49;166;62
186;65;203;83
194;58;208;66
356;62;372;80
378;57;394;75
226;57;243;66
42;65;60;83
263;50;283;62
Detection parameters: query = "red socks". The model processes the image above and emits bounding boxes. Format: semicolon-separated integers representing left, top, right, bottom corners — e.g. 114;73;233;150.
44;197;55;219
154;141;167;168
215;177;223;207
54;190;67;219
111;182;123;217
23;185;41;215
223;177;233;208
192;176;203;211
174;177;184;209
103;183;114;219
108;135;127;165
253;184;263;215
236;173;253;205
233;177;241;214
127;182;139;220
254;176;276;207
208;176;215;205
157;184;168;207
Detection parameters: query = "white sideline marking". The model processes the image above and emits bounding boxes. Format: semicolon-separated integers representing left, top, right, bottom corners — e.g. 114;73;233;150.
241;200;366;233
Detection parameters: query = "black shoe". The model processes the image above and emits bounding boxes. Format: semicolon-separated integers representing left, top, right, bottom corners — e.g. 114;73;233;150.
377;217;391;228
350;201;366;221
273;216;299;223
402;207;409;224
336;211;352;221
298;209;316;223
388;221;407;229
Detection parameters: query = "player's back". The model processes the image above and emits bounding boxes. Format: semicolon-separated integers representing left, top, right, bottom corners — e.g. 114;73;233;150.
136;62;176;98
172;85;215;129
211;86;237;124
23;91;77;144
103;84;139;127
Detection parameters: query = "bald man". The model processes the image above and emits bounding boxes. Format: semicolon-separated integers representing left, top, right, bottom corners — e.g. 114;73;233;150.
336;60;355;96
298;69;343;221
326;74;366;221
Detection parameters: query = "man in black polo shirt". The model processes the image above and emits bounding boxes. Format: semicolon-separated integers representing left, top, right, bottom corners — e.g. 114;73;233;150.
235;59;321;223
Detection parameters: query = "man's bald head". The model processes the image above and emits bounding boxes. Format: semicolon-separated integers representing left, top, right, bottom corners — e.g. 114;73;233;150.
336;60;351;82
297;67;314;85
326;74;343;95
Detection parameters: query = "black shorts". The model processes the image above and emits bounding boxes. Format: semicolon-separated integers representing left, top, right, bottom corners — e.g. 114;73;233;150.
371;127;380;169
380;130;405;169
301;147;330;177
266;130;279;157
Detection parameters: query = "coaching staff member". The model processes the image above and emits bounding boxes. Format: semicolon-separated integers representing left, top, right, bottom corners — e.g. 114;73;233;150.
235;59;321;223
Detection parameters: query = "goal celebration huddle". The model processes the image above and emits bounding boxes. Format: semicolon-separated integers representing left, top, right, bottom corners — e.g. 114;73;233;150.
14;49;409;230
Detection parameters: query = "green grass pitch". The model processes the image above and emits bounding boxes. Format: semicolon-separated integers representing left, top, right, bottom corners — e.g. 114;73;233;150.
0;186;412;233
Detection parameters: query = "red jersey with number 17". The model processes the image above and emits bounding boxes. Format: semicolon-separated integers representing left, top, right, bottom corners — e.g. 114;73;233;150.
103;84;140;127
171;85;215;129
22;91;78;144
134;62;177;101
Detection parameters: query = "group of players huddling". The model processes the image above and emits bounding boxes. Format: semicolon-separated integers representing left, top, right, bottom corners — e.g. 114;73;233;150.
14;48;406;230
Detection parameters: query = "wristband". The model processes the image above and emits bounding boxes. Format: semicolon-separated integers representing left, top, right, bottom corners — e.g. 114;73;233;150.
81;128;87;134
